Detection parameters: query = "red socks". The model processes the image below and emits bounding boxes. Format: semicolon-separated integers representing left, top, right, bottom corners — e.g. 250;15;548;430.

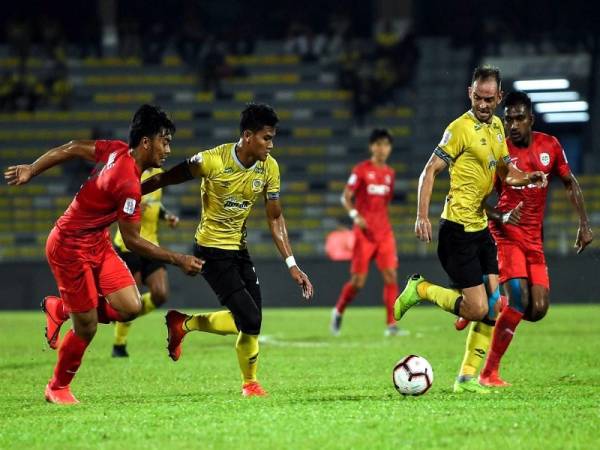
49;330;90;389
335;282;358;314
96;297;124;323
481;306;524;377
384;283;398;325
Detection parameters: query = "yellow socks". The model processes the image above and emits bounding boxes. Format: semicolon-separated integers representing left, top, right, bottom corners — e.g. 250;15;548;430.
418;281;462;314
183;310;238;336
114;292;157;345
458;321;493;379
236;332;259;383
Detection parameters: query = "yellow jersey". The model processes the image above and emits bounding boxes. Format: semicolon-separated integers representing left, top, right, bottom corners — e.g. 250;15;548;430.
434;110;511;231
114;167;163;251
189;143;281;250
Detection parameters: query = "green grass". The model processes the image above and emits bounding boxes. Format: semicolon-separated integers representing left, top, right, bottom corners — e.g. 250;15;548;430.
1;305;599;449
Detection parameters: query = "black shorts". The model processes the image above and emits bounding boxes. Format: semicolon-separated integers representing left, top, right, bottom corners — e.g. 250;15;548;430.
194;244;262;333
437;219;499;289
116;249;166;282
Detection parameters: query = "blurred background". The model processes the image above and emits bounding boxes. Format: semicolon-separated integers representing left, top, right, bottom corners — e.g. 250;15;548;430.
0;0;598;308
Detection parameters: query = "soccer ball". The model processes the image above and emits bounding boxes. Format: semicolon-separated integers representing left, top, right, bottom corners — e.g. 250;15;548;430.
392;355;434;396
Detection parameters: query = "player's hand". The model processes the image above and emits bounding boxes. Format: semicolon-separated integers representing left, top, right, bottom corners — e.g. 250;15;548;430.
176;254;204;276
4;165;34;185
574;224;593;254
289;266;314;300
353;215;367;229
165;213;179;228
528;171;548;188
502;201;523;225
415;216;432;243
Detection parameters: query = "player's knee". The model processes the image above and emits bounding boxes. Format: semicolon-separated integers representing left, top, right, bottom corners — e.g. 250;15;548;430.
351;276;366;290
74;320;97;341
528;298;549;322
238;309;262;335
150;288;168;306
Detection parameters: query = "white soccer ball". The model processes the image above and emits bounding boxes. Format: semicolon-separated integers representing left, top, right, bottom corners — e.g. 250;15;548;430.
392;355;434;396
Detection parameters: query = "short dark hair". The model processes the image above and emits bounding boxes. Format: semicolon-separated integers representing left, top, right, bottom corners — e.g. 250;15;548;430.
472;65;501;89
369;128;393;144
129;104;176;148
240;103;279;134
504;91;532;113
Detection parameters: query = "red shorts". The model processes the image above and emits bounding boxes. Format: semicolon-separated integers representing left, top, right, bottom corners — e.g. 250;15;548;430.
351;228;398;274
46;227;135;313
496;239;549;289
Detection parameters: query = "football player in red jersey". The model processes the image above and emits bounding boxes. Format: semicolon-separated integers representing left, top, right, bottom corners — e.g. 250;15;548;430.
4;105;203;404
330;129;406;337
455;91;593;386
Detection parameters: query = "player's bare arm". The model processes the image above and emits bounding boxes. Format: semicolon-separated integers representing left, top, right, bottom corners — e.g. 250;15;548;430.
341;186;366;229
4;140;96;186
118;219;203;275
502;162;547;188
265;198;314;300
560;172;593;253
415;153;447;242
484;201;523;225
142;159;196;194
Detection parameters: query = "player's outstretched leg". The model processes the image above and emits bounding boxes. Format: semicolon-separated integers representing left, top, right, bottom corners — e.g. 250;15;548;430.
395;274;464;321
41;296;70;350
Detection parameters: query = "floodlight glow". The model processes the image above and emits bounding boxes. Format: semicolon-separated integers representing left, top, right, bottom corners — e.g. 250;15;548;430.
543;112;589;123
534;101;588;113
513;79;570;90
527;91;580;102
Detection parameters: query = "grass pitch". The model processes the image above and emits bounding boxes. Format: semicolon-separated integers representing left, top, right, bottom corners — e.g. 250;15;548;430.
1;305;599;449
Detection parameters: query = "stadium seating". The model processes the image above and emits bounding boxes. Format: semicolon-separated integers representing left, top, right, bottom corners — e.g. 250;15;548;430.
0;40;597;262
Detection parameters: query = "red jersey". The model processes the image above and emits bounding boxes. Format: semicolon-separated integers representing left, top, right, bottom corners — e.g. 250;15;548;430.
490;131;571;242
347;160;394;239
55;140;142;248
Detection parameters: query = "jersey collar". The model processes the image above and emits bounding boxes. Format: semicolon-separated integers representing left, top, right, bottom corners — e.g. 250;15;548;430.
467;109;494;127
231;143;258;171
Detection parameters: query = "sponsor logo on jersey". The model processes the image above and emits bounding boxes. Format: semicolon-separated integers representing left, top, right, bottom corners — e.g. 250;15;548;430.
366;184;390;196
367;172;376;180
123;198;137;215
253;166;265;174
540;152;550;166
480;138;487;146
223;197;252;209
223;167;233;174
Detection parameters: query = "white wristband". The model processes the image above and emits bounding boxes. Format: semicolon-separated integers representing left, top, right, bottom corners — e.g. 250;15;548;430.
285;255;297;269
348;209;358;219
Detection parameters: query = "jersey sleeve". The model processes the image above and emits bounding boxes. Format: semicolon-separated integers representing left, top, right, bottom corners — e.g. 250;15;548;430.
95;140;124;163
551;137;571;178
187;148;220;178
434;121;466;163
115;178;142;222
265;157;281;201
346;165;363;193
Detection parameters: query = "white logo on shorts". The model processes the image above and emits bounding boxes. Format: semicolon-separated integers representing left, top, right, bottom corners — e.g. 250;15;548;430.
123;198;137;215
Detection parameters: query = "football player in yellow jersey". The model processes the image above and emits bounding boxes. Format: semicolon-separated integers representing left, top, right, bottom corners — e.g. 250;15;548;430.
142;103;314;397
393;66;547;393
111;167;180;357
